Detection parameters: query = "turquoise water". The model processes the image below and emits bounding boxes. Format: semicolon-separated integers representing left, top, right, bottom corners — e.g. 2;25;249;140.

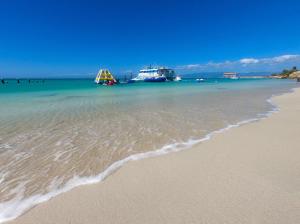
0;78;294;94
0;78;297;222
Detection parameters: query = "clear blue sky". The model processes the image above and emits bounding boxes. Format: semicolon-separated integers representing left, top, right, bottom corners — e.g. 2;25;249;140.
1;0;300;77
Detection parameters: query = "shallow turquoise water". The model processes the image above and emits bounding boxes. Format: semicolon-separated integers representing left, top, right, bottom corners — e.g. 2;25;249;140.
0;78;297;222
0;78;293;94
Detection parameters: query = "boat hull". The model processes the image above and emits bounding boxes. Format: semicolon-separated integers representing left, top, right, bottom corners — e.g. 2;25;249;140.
144;77;166;82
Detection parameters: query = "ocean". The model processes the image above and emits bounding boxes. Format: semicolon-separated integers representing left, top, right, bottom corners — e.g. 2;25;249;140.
0;78;297;222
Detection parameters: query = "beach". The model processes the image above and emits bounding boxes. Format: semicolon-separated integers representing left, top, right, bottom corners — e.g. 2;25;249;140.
5;87;300;223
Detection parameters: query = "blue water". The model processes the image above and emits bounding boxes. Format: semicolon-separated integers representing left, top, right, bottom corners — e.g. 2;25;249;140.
0;78;293;94
0;78;297;223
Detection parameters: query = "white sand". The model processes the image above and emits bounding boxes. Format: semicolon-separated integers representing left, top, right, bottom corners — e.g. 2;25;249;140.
8;88;300;224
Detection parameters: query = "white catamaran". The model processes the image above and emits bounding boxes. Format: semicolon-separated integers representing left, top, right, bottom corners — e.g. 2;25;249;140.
132;67;176;82
224;72;239;79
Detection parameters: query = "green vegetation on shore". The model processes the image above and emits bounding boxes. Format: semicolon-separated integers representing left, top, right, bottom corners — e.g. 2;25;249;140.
271;66;300;79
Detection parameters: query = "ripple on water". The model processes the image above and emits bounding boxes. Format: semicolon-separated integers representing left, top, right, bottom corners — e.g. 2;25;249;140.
0;79;297;223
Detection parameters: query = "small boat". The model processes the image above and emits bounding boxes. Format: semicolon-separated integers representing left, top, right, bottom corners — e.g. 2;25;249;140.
127;79;135;83
224;72;239;79
196;78;205;82
119;79;135;84
121;73;136;84
174;76;182;81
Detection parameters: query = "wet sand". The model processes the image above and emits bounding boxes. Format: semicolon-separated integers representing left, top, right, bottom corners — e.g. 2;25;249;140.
8;88;300;224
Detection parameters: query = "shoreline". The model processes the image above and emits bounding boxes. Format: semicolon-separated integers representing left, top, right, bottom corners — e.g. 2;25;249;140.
4;87;300;223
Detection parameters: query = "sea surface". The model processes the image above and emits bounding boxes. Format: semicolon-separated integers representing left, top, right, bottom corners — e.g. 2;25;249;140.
0;78;297;222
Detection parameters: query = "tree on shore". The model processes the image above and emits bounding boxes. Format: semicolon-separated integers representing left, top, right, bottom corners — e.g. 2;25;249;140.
271;66;298;78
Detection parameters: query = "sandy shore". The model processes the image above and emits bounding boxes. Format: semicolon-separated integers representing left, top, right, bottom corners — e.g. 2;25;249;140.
8;88;300;224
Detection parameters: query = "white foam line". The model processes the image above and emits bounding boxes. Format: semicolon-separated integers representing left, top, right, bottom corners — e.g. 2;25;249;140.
0;88;296;224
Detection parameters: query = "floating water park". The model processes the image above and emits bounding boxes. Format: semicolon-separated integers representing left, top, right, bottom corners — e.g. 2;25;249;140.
94;69;117;85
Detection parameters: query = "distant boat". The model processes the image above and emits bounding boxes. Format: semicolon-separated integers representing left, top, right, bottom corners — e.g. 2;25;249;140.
127;79;135;83
119;79;135;84
118;73;136;84
224;72;239;79
132;66;175;82
174;76;182;81
196;78;205;82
